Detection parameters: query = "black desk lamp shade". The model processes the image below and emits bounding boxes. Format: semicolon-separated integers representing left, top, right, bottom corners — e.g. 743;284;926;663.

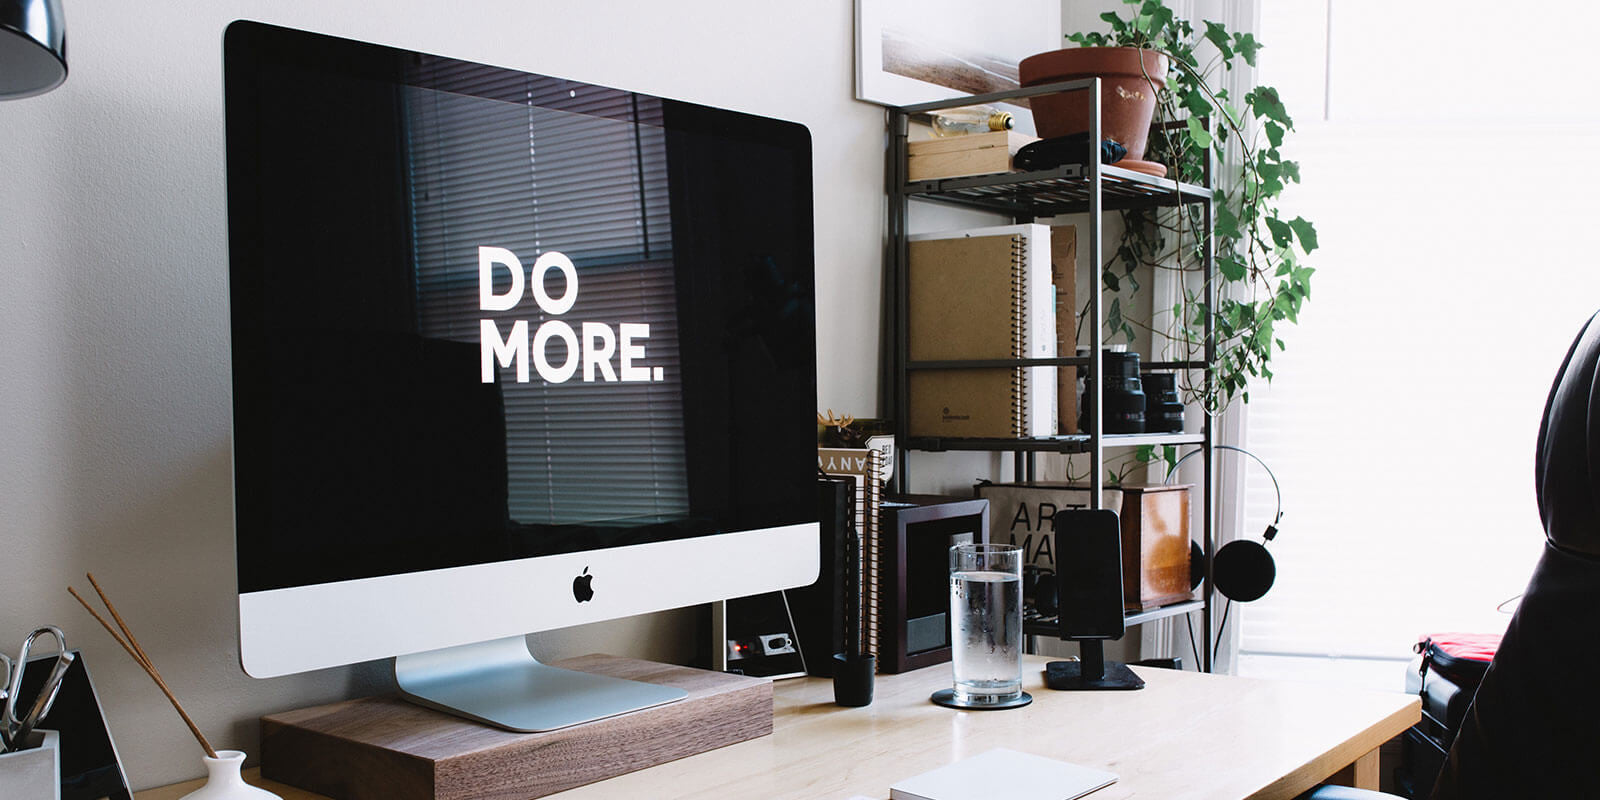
0;0;66;99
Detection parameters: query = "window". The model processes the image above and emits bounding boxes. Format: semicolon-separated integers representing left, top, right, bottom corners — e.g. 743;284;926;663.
1237;1;1600;684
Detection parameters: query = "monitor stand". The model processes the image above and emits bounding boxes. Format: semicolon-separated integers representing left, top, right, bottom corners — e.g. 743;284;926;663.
1044;640;1145;691
393;635;688;732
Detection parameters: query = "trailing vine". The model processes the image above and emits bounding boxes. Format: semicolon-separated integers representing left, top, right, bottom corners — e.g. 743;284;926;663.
1068;0;1317;411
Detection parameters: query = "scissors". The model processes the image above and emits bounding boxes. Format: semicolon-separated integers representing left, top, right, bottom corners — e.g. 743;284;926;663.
0;626;75;752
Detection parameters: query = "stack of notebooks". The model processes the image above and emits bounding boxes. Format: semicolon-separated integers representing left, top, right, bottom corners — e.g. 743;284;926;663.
907;224;1075;439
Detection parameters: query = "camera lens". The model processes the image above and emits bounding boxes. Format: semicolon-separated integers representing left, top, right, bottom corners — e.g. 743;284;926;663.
1080;351;1145;433
1141;372;1184;433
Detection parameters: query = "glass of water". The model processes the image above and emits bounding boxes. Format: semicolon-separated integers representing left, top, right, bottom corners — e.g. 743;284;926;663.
934;542;1031;709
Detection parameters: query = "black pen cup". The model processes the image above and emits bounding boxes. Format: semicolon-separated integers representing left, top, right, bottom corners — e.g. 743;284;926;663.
832;653;876;707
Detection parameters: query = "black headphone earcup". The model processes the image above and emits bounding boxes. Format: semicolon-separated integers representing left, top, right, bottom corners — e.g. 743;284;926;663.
1189;541;1205;590
1212;539;1276;602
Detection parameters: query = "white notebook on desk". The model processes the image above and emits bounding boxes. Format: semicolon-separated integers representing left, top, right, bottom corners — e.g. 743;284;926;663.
889;748;1118;800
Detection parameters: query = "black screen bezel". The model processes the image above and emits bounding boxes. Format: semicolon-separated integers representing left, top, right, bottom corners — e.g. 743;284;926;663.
223;21;817;593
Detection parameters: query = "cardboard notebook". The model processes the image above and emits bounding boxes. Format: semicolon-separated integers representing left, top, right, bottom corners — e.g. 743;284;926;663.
908;224;1056;438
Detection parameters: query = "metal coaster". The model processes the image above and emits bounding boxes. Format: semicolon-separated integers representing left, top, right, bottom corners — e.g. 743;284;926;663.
930;688;1033;710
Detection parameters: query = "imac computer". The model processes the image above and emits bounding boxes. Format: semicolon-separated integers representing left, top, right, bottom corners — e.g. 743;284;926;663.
223;21;819;731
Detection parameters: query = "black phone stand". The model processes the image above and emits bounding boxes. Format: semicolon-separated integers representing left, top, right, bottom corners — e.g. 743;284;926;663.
1045;641;1145;691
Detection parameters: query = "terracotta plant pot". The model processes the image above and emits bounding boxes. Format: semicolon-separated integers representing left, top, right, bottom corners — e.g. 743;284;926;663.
1019;46;1167;160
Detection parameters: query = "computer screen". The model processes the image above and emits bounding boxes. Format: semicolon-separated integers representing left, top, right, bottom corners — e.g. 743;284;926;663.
223;21;819;726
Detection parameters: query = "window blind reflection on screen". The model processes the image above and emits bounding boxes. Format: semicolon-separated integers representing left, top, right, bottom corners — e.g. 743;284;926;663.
401;66;688;527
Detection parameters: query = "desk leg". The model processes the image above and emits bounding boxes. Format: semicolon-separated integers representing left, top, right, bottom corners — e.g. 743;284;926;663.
1327;748;1380;790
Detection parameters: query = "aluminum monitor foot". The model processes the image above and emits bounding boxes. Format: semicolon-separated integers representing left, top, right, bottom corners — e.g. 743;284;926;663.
394;636;687;732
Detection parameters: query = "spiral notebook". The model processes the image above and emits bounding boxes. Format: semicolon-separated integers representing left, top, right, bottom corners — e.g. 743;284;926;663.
907;224;1056;438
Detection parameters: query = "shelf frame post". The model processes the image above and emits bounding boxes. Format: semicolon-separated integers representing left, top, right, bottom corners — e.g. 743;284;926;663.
1200;115;1218;674
1088;77;1105;511
889;107;911;492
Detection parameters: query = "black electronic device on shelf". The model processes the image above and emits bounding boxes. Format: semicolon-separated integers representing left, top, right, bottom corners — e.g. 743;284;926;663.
722;591;806;679
1046;509;1145;691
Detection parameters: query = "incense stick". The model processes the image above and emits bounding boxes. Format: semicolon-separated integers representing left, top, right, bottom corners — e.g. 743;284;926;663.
69;576;218;759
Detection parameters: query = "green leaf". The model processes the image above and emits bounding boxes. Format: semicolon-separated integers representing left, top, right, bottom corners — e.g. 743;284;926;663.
1264;121;1285;149
1288;216;1319;253
1203;21;1233;60
1265;217;1294;249
1218;252;1247;281
1182;88;1212;117
1256;166;1285;196
1272;292;1296;321
1146;4;1174;35
1247;86;1292;128
1185;115;1213;149
1102;268;1121;293
1214;201;1242;240
1232;32;1261;66
1253;322;1275;350
1279;159;1301;184
1222;103;1245;129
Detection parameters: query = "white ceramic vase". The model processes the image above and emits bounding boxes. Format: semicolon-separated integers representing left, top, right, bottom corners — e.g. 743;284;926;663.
178;751;280;800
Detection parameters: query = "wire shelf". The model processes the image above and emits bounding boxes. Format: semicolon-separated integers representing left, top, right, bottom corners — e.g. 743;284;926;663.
903;163;1212;216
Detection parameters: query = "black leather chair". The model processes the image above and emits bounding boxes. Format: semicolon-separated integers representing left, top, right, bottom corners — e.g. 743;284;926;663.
1428;311;1600;798
1308;312;1600;799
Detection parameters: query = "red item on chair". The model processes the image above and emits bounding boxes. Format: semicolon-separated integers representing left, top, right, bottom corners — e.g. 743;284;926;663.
1416;632;1502;685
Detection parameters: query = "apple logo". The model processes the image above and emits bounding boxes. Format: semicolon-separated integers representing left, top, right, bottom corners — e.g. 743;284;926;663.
572;567;594;603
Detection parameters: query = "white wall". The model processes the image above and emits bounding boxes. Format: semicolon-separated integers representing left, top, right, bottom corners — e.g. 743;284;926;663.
0;0;885;789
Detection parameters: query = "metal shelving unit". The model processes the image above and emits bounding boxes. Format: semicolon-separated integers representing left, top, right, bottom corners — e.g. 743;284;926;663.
885;78;1220;671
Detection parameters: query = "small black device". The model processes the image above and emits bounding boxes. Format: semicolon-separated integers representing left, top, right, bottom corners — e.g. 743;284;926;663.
723;591;806;678
1080;350;1146;433
13;651;132;800
1048;510;1145;691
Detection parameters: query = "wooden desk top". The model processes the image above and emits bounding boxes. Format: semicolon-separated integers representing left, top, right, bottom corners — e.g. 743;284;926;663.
139;656;1418;800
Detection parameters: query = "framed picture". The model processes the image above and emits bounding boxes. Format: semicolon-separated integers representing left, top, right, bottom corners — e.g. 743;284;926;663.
855;0;1061;111
876;497;990;673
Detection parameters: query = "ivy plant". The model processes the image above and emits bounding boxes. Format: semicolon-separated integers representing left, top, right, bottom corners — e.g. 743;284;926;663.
1068;0;1316;411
